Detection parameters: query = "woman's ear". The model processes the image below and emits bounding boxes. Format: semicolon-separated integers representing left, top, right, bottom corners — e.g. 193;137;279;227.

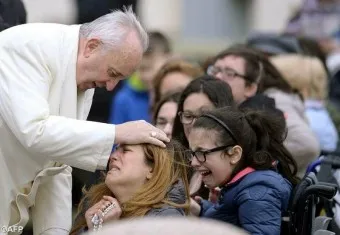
227;145;242;165
146;168;153;180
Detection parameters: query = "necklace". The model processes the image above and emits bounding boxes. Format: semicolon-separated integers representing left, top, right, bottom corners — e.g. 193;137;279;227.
91;203;115;232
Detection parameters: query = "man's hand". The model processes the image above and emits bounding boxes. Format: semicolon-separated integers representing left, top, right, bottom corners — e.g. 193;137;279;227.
114;120;170;147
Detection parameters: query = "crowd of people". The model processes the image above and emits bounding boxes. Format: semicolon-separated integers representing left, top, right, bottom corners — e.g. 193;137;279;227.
1;0;340;235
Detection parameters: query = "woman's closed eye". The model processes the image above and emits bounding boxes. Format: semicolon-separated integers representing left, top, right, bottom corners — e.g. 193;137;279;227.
122;147;131;153
156;118;167;124
117;145;132;153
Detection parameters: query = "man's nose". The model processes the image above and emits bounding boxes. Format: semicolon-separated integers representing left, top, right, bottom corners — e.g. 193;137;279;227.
214;71;224;80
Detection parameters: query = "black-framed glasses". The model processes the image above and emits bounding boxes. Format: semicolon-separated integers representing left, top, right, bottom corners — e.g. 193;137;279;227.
188;145;233;164
178;111;199;125
207;65;248;81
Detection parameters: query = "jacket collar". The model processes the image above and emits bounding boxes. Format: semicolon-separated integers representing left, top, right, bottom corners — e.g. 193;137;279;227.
226;167;255;186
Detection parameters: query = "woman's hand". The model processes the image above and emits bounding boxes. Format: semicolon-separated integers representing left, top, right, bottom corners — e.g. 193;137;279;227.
190;196;202;216
208;187;221;203
85;196;122;230
189;171;203;196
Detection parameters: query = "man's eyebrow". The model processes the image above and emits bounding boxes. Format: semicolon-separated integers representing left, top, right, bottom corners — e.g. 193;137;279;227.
108;66;126;77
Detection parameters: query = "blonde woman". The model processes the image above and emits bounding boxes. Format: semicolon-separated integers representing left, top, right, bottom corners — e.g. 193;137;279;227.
70;141;190;234
271;54;338;152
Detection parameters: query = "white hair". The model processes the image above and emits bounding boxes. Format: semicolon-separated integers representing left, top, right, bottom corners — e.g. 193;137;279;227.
79;6;148;52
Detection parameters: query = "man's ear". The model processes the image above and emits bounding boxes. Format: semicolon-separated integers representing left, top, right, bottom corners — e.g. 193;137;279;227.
83;38;101;57
227;145;242;165
244;83;258;99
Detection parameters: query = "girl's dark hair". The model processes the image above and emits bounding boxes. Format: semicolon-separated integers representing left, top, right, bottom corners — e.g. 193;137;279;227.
172;75;234;148
213;44;294;94
193;106;299;186
153;91;181;124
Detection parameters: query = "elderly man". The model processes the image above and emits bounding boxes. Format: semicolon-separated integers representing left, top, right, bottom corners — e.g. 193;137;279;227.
0;7;168;235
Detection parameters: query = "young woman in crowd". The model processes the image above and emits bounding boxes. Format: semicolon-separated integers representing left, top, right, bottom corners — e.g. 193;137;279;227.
153;92;181;139
171;75;235;198
172;75;234;148
189;107;299;235
70;141;190;234
152;59;203;108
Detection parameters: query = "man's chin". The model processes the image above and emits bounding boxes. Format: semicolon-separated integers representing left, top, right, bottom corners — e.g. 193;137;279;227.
77;86;87;92
77;83;96;91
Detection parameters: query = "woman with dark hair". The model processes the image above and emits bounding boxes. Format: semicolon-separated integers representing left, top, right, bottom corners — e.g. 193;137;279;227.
172;75;234;148
189;107;299;235
171;75;234;198
208;44;320;177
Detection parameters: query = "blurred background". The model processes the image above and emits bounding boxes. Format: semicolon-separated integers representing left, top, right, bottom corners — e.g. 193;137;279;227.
21;0;302;60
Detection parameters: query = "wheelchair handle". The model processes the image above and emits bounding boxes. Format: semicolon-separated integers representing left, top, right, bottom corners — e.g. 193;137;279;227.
322;157;340;169
303;184;337;201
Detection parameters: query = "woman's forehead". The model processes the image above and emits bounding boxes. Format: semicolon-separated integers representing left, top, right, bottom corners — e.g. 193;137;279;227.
189;128;217;148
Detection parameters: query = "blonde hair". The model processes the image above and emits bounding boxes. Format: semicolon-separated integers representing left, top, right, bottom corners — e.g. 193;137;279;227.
270;54;328;100
70;141;190;234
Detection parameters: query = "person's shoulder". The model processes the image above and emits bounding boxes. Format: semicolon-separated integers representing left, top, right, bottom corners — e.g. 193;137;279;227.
114;83;139;102
238;170;292;197
1;23;69;38
146;206;185;217
264;88;301;103
244;170;289;185
0;23;76;50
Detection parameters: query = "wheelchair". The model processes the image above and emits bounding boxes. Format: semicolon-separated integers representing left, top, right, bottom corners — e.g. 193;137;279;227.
281;154;340;235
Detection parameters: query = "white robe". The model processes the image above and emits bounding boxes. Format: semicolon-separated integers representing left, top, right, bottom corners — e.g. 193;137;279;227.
0;23;116;234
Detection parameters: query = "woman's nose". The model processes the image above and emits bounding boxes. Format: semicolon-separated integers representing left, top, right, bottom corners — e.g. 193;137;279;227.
163;123;173;138
110;149;121;160
190;155;200;167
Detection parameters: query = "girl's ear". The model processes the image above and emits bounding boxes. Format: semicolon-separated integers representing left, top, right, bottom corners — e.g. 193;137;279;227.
227;145;242;165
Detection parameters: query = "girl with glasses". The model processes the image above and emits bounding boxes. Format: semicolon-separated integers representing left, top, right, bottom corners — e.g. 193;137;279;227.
171;75;234;199
189;106;299;235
